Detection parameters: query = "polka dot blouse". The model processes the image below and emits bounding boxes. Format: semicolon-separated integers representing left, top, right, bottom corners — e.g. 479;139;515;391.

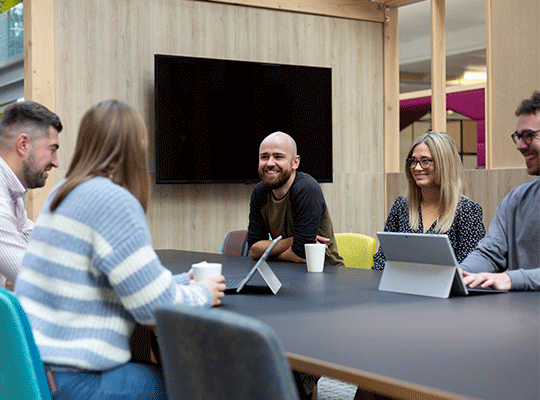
372;196;486;270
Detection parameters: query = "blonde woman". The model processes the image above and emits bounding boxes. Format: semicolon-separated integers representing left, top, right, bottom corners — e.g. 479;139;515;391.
373;131;485;270
15;100;225;399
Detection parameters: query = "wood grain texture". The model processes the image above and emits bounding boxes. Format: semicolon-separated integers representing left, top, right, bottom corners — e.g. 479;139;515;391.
463;168;537;227
23;0;56;221
430;0;446;133
488;0;540;168
384;0;427;7
485;0;493;169
288;352;468;400
197;0;385;22
383;6;400;174
54;0;385;253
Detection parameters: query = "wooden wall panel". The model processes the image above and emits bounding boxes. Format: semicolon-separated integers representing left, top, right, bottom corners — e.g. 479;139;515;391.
488;0;540;169
463;169;536;227
54;0;384;253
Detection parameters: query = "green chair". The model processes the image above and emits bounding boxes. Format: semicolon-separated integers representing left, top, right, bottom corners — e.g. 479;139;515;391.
334;233;377;269
0;288;51;400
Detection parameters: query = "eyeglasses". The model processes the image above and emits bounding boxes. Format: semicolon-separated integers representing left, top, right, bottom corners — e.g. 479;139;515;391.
511;129;540;145
406;157;433;169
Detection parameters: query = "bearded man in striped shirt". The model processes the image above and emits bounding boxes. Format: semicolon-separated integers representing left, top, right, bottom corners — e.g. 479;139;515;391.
0;101;62;288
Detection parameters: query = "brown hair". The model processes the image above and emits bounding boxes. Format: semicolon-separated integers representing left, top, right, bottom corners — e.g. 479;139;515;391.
515;91;540;116
51;100;150;212
0;101;62;150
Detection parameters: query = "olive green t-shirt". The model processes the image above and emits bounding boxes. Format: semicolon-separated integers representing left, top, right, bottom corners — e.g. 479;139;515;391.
247;172;344;267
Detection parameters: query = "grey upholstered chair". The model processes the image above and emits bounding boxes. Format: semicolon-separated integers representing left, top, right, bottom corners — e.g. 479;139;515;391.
155;304;300;400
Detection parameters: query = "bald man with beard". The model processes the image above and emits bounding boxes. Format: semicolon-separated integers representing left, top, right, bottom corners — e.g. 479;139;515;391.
247;131;343;267
247;130;345;399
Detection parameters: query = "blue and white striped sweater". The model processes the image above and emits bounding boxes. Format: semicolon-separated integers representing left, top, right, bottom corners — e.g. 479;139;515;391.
15;177;211;370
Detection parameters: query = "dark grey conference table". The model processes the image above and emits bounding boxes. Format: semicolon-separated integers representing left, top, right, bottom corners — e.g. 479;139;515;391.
156;249;540;400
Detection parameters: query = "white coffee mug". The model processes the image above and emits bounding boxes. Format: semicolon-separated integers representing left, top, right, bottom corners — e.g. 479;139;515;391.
304;243;326;273
191;262;222;281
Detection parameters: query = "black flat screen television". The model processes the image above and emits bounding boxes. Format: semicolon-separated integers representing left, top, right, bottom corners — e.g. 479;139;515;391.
154;54;333;184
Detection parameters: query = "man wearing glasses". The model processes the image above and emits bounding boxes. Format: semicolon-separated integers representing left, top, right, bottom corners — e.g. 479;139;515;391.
460;91;540;291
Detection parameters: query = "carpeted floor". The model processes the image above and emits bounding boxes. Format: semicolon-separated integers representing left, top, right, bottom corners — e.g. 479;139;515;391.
317;377;357;400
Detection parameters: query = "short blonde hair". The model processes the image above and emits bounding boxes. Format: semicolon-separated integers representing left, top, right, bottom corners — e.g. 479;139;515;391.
405;131;464;233
51;100;150;212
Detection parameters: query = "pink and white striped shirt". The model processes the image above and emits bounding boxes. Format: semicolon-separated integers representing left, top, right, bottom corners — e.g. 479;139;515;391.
0;156;33;287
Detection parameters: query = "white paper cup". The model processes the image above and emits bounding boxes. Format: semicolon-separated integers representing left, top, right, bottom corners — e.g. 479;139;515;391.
304;243;326;273
191;263;222;281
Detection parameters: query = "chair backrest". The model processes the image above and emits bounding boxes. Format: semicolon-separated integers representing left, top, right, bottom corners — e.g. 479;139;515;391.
221;229;248;257
335;233;377;269
155;304;300;400
0;288;51;400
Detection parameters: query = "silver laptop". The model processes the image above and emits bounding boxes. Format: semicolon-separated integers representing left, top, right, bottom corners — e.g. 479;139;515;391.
225;235;283;295
377;232;507;298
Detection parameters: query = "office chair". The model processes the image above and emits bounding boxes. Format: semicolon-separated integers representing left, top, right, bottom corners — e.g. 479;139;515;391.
220;229;249;257
155;304;300;400
334;233;377;269
0;288;51;400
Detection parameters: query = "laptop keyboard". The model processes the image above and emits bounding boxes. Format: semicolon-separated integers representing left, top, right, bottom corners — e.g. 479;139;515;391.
225;278;244;290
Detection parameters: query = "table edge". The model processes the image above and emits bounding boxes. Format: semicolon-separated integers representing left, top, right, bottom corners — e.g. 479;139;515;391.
286;352;477;400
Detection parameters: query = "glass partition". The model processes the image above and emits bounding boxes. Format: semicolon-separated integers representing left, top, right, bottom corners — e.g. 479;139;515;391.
0;2;23;62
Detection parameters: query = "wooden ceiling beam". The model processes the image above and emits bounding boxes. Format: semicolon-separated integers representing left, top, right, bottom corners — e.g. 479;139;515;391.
200;0;385;22
384;0;427;7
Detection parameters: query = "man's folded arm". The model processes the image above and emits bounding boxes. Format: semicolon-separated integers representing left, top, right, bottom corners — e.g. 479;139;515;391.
249;237;305;263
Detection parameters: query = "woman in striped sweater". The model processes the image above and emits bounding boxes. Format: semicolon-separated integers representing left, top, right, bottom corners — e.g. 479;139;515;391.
15;100;226;399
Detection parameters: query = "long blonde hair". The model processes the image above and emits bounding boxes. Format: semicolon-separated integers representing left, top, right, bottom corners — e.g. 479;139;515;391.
51;100;150;212
405;131;464;233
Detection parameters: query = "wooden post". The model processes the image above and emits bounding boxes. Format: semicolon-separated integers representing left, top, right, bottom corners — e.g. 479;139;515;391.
384;5;399;173
430;0;446;132
23;0;56;220
485;0;492;169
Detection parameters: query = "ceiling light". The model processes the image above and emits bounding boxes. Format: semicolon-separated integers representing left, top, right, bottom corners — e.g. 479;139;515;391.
462;71;487;81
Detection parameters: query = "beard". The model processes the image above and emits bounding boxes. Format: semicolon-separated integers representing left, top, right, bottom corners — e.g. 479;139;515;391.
258;166;292;190
22;152;48;189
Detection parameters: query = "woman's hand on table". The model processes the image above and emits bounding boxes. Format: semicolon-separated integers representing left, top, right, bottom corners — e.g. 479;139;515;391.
201;275;226;306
